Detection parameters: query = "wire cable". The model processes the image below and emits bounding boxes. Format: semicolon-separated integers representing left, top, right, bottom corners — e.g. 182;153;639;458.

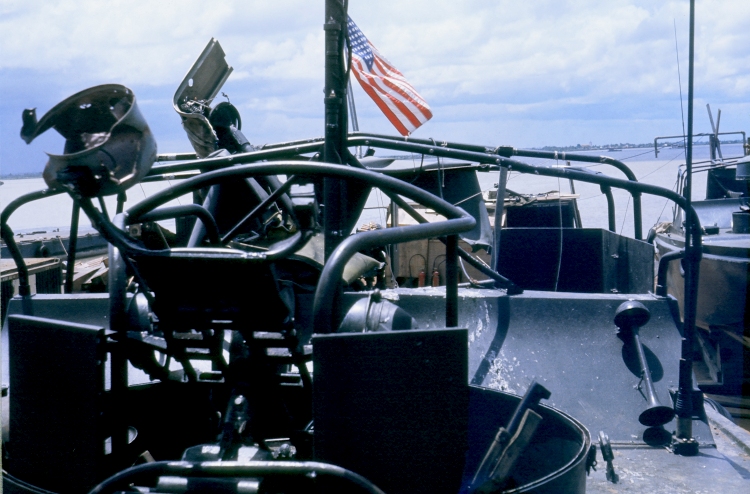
553;152;563;292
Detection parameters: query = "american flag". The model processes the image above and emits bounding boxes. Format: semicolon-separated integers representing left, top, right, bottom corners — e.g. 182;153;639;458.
347;16;433;136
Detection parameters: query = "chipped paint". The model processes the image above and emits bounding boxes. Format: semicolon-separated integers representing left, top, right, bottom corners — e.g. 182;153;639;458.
380;291;400;301
487;352;516;394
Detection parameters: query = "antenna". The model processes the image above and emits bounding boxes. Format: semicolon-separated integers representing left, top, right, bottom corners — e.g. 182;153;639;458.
716;109;723;160
674;19;687;156
673;0;700;457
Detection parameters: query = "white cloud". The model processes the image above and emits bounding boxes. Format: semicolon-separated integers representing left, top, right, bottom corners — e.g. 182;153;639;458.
3;0;748;102
1;0;748;171
0;0;321;86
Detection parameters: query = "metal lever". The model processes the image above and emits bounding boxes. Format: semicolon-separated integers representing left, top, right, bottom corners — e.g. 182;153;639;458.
614;301;674;427
599;431;618;483
469;381;551;493
218;394;251;460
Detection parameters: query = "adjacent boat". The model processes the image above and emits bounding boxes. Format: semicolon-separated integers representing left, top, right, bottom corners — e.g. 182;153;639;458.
650;128;749;392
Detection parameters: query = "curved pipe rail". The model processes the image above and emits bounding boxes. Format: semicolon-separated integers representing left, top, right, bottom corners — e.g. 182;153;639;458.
135;162;475;334
155;152;198;162
656;249;685;297
342;135;704;355
140;171;200;183
508;148;641;239
119;161;476;333
348;133;644;239
314;223;474;333
145;133;646;236
64;203;81;294
303;167;475;332
340;150;520;292
374;158;619;234
350;131;640;182
146;141;324;177
258;136;326;151
80;197;306;264
84;163;475;334
127;161;475;231
600;185;617;232
220;175;300;245
135;204;221;246
0;188;66;300
3;149;703;335
88;461;386;494
384;191;519;292
346;135;699;247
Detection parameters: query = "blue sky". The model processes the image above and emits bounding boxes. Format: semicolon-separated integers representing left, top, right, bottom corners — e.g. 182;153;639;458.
1;0;748;175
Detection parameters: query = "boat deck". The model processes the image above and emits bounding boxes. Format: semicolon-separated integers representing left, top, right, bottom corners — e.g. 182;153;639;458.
587;406;750;492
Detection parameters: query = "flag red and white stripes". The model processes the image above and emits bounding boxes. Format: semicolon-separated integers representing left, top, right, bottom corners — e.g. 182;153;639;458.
347;17;432;136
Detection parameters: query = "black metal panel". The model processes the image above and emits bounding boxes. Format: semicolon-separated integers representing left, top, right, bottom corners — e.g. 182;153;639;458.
3;292;111;327
35;264;63;295
133;255;289;330
506;199;577;228
8;314;105;493
1;261;63;326
496;228;653;294
2;294;111;391
1;280;13;325
313;328;469;494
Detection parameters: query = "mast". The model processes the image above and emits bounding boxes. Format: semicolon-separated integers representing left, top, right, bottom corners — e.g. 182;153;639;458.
323;0;349;260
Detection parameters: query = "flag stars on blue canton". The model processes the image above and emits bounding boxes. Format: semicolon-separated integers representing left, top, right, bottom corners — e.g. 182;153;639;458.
347;17;374;71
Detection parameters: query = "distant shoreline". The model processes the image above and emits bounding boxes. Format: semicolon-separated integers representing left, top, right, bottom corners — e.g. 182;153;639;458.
0;172;43;180
534;139;745;153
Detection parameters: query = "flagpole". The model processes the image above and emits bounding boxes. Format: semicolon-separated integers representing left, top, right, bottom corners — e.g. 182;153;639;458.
347;80;359;133
347;80;361;157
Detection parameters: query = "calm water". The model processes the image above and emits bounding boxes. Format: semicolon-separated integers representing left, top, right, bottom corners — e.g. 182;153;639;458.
1;143;744;239
0;179;188;234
